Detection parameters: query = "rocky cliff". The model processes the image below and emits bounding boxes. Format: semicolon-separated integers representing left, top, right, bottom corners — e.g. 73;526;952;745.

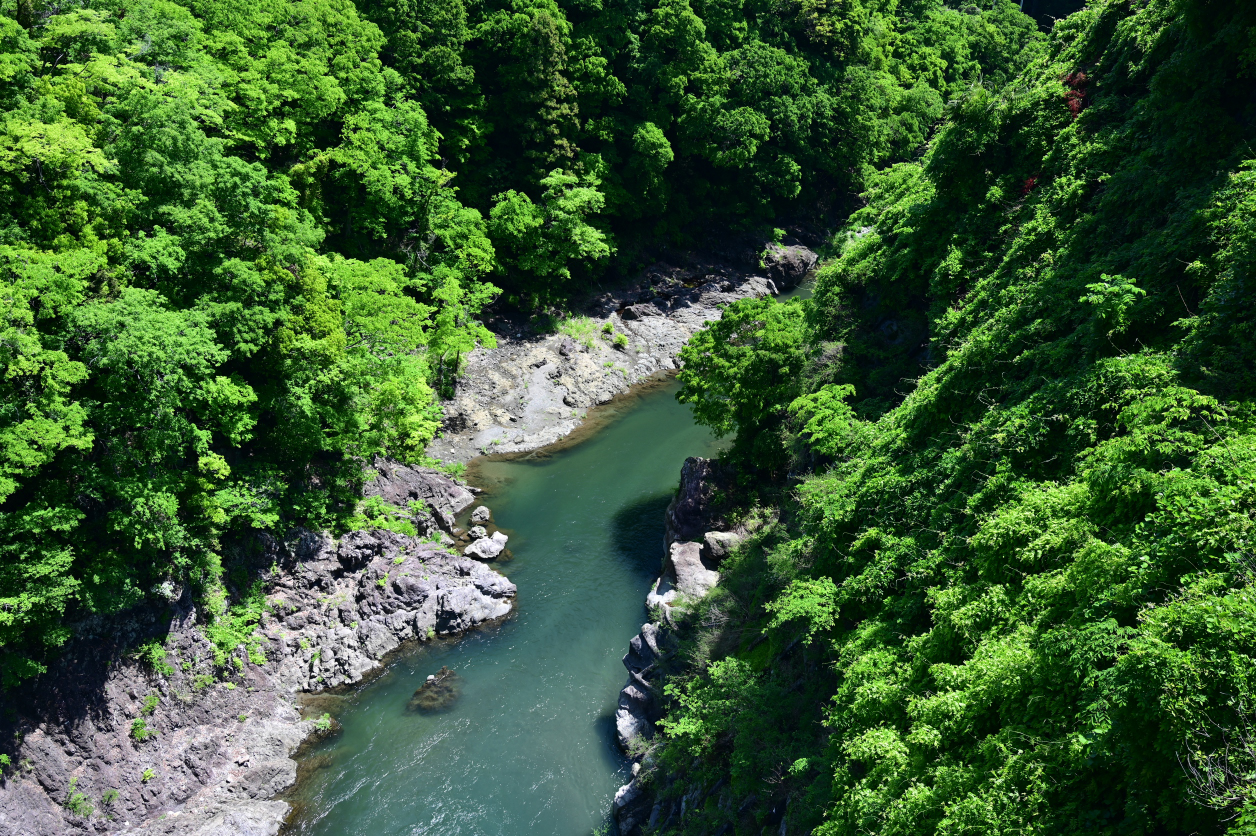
0;465;513;836
611;457;749;836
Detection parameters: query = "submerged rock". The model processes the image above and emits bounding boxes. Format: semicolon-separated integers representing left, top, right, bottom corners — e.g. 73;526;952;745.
406;667;463;713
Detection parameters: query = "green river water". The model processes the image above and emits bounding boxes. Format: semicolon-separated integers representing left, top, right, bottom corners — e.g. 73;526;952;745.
284;377;723;836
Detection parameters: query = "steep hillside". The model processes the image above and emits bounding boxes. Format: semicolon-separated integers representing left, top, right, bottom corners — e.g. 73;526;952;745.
650;0;1256;833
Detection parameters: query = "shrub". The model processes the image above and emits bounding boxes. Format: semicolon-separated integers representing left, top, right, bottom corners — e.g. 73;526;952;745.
558;315;599;349
64;777;93;817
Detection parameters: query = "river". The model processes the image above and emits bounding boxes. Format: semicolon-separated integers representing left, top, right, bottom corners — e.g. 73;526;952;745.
283;377;723;836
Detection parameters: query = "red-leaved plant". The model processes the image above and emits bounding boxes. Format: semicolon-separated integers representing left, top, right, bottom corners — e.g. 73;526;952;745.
1063;70;1088;118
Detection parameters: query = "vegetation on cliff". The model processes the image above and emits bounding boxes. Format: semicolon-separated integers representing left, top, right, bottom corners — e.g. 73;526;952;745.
666;0;1256;833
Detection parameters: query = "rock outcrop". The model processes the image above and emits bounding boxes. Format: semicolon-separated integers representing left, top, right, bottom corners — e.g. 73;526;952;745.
761;242;819;289
645;541;720;611
364;458;477;533
664;456;738;548
610;455;756;835
464;531;509;561
426;244;817;464
0;465;512;836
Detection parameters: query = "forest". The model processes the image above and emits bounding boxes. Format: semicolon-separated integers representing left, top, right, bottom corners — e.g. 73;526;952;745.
664;0;1256;833
0;0;1034;686
3;0;1255;833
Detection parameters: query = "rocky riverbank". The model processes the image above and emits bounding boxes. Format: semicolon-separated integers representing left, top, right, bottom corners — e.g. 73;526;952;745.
426;242;817;464
0;465;514;836
610;457;753;836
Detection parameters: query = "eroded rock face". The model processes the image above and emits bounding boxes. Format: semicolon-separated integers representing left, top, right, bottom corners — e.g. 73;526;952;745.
615;623;667;752
665;456;737;547
612;451;761;835
0;467;514;836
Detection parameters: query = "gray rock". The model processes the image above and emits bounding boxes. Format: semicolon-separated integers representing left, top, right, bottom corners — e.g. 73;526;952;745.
620;303;663;320
612;777;654;836
668;541;719;599
469;525;487;539
702;530;744;565
665;457;736;547
464;531;508;560
0;525;516;836
365;459;475;532
470;506;491;524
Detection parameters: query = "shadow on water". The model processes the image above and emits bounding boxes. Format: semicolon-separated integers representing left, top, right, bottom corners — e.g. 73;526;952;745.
609;492;673;576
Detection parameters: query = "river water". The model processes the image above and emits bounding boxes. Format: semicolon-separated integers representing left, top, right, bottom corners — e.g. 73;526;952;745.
284;378;723;836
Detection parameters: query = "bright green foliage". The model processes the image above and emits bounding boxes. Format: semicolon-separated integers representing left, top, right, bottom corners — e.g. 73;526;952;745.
203;582;269;669
133;640;175;677
348;496;419;538
129;717;156;742
658;1;1256;834
0;0;500;685
765;577;839;646
678;297;808;473
489;168;613;307
64;776;93;816
356;0;1040;298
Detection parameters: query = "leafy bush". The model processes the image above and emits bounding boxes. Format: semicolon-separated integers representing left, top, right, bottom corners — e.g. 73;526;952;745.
129;718;156;743
202;583;269;669
348;496;419;538
132;641;174;677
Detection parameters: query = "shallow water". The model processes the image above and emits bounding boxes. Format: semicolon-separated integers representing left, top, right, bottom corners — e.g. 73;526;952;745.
285;378;722;836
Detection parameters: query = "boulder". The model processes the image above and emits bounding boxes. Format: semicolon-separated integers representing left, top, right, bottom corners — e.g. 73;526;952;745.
470;505;491;524
469;525;487;539
464;531;508;560
646;541;719;611
436;584;513;633
761;243;818;288
702;530;744;565
668;541;720;598
620;303;664;320
623;622;663;673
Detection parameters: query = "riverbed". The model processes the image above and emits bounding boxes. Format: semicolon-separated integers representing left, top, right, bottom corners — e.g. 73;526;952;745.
283;378;723;836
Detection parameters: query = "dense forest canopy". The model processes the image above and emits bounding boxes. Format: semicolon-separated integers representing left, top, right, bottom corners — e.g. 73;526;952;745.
0;0;1041;686
668;0;1256;833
